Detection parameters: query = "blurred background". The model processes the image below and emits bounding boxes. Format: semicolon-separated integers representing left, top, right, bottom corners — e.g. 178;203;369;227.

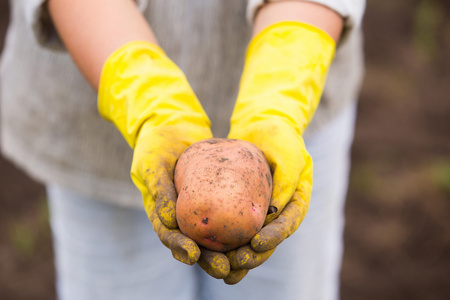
0;0;449;299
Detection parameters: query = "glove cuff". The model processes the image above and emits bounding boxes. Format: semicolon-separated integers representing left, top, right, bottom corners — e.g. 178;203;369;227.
98;41;210;148
231;21;335;136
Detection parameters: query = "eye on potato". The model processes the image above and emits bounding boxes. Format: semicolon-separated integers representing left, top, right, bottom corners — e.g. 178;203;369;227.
174;138;272;252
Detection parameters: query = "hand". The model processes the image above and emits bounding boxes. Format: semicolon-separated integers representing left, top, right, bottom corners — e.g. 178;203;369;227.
221;119;312;284
98;41;218;268
229;120;313;250
225;21;336;274
132;123;212;265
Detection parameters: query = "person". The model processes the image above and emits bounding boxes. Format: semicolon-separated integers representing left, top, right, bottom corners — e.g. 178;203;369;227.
0;0;365;299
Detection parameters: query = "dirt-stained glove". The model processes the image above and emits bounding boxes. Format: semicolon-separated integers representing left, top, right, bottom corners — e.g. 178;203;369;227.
226;21;336;274
98;41;215;265
223;246;275;284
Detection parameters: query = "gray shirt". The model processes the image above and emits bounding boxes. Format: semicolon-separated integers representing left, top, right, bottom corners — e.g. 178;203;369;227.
0;0;365;208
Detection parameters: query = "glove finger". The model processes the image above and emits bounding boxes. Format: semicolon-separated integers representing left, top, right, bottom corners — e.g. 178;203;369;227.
154;170;178;229
150;211;200;265
197;247;230;279
251;191;309;252
224;249;239;270
223;249;251;284
224;269;249;285
235;244;276;269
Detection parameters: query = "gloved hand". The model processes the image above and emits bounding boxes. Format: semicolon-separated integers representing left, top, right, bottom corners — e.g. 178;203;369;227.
225;21;336;278
98;41;220;268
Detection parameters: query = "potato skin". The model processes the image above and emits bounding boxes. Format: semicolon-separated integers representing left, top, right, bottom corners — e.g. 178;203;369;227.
174;138;272;252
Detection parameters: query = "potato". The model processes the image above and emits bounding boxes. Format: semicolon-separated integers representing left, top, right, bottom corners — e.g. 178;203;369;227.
174;138;272;252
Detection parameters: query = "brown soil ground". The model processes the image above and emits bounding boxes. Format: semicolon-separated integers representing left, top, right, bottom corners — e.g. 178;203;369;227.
1;1;449;299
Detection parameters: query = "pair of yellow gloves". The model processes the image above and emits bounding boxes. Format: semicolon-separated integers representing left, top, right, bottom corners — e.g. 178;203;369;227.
98;21;335;284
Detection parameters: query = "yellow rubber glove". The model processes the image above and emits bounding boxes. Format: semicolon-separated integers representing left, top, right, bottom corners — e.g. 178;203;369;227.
226;21;336;273
98;41;218;266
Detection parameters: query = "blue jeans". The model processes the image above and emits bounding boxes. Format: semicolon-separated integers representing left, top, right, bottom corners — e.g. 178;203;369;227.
47;104;357;300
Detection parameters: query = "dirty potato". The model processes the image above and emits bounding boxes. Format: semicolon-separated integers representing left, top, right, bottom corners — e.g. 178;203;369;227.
174;138;272;252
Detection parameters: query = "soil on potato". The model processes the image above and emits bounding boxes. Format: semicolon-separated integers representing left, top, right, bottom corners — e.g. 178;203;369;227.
1;0;449;299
